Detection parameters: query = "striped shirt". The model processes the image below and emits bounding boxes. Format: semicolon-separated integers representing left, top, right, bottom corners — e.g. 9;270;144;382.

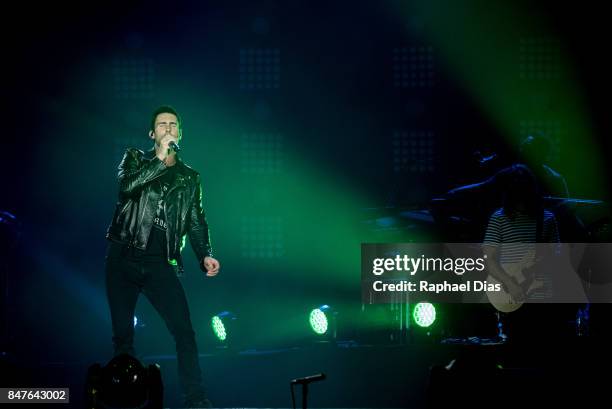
483;208;559;264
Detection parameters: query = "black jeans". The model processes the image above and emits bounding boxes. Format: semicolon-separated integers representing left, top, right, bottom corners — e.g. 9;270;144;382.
105;242;206;400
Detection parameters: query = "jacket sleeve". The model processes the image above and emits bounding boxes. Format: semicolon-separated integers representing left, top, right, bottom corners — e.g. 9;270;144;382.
187;173;213;268
118;148;167;196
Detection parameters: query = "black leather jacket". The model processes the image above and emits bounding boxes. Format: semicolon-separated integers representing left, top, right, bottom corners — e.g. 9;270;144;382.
106;148;213;275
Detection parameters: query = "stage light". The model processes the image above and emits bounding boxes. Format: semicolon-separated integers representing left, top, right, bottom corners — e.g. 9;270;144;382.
211;311;236;343
85;354;162;409
132;316;146;329
413;303;436;328
211;317;226;341
309;305;335;336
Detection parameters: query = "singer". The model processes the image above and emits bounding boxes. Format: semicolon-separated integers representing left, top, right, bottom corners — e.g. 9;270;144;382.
105;105;220;408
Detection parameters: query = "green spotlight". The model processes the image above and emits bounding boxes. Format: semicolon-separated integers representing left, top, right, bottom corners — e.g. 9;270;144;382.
309;305;331;335
211;316;226;341
211;311;235;342
413;303;436;328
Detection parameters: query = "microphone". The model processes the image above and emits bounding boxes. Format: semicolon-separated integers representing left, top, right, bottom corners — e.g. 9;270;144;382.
169;141;181;152
290;373;326;385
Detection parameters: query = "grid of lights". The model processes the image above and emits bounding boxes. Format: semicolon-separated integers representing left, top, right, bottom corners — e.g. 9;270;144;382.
239;48;281;90
392;130;435;173
519;37;561;80
392;46;435;88
240;133;284;174
240;216;285;258
113;58;155;99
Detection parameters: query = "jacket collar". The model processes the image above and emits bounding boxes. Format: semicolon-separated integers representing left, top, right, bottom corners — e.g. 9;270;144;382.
144;148;157;161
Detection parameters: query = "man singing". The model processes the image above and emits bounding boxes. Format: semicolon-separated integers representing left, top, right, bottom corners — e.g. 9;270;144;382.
105;105;220;408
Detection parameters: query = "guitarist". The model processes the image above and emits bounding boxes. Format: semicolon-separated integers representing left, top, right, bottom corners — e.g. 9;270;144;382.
482;165;560;338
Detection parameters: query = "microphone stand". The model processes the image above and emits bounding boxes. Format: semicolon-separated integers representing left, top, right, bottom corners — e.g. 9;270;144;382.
290;373;326;409
290;382;311;409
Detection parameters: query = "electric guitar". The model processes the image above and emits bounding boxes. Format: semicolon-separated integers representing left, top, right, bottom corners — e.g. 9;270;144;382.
486;250;545;313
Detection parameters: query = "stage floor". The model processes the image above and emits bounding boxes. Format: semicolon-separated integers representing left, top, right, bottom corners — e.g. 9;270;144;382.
2;336;609;408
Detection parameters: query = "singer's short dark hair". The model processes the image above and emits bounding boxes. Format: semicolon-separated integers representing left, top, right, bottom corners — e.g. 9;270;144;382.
150;105;181;132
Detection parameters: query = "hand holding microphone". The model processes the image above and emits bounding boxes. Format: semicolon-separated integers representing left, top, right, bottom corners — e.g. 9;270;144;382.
162;135;180;154
157;135;181;164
